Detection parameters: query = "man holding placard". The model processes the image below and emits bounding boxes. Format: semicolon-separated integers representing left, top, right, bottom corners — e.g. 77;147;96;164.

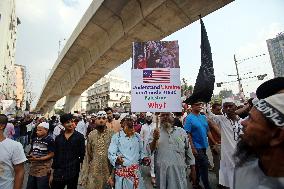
150;112;196;189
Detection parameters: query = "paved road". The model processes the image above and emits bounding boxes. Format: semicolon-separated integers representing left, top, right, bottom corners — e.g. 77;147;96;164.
23;164;218;189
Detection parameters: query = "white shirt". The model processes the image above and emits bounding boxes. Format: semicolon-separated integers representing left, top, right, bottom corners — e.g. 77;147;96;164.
213;115;242;188
53;124;65;139
75;120;87;137
26;122;35;132
234;159;284;189
0;138;27;189
140;122;155;153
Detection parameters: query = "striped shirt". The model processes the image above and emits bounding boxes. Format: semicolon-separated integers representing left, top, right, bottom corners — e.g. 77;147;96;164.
29;135;55;177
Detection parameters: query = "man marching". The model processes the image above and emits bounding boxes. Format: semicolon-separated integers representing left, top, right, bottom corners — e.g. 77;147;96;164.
150;112;196;189
108;115;150;189
79;111;114;189
140;112;156;187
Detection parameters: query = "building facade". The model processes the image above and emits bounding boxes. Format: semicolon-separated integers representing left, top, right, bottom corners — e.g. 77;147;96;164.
87;75;131;112
0;0;19;100
14;64;25;109
266;32;284;77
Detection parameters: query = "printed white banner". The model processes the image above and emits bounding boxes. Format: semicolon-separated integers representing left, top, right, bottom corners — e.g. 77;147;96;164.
131;68;181;112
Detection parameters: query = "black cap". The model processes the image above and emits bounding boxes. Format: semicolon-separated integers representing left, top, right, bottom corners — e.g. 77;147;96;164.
256;77;284;99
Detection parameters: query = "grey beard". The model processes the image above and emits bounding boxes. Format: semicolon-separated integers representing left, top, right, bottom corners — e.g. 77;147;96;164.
233;139;257;167
161;122;172;131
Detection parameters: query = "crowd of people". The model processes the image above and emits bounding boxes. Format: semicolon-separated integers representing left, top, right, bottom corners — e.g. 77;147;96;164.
0;77;283;189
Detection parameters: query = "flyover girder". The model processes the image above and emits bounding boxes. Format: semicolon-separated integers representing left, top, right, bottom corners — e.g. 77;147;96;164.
35;0;233;112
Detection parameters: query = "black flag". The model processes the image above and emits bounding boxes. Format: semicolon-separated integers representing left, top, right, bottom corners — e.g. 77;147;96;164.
184;17;215;104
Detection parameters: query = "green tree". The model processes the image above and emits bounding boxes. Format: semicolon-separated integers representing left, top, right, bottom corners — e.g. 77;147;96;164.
54;108;64;116
219;89;233;99
181;78;193;97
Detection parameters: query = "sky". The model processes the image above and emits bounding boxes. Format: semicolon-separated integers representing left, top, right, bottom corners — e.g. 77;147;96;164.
15;0;284;108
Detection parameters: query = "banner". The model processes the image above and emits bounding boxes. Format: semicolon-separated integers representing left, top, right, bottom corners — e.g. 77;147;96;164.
131;41;181;112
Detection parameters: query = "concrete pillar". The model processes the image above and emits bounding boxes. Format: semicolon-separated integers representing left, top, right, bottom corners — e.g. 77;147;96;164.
43;102;56;118
64;95;81;113
47;109;55;117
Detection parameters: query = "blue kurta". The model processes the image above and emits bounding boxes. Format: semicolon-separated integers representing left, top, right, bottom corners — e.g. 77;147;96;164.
108;130;147;189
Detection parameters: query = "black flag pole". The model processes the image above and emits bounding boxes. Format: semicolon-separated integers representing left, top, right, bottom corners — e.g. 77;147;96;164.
184;15;215;104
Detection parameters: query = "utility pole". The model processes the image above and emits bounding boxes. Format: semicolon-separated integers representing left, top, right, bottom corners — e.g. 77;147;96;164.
234;54;245;100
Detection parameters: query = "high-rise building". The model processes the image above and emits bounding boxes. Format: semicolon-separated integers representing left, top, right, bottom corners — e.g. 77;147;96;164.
266;32;284;77
14;64;26;109
0;0;20;100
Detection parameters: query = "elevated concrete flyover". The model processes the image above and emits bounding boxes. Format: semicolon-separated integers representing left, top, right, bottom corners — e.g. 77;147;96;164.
35;0;233;114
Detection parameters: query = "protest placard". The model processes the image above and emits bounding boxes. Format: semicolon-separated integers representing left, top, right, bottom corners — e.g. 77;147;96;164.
131;41;181;112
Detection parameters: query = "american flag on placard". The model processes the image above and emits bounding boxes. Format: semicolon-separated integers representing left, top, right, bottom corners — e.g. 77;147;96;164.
143;69;170;83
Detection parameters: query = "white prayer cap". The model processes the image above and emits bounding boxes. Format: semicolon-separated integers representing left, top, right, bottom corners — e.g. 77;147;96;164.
146;112;153;117
222;98;235;106
255;93;284;127
119;113;130;122
96;111;107;118
38;122;49;130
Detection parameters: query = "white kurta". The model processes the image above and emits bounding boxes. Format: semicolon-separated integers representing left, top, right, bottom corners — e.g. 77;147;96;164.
213;115;241;188
140;122;155;177
234;159;284;189
75;120;87;137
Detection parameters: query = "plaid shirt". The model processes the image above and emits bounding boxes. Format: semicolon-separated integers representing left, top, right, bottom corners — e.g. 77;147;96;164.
52;131;85;180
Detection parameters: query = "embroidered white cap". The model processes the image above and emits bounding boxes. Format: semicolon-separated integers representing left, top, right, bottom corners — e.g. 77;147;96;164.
255;93;284;127
38;122;49;130
96;111;107;118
